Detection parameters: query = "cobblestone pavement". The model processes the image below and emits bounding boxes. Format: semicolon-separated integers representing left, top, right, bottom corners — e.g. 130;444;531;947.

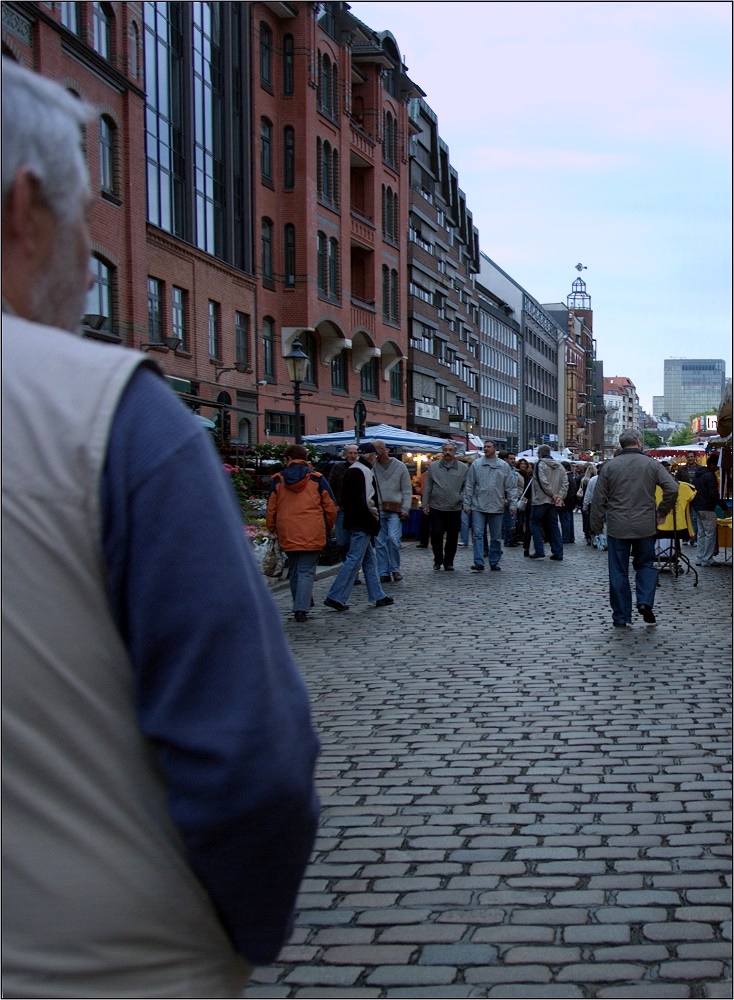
245;528;732;1000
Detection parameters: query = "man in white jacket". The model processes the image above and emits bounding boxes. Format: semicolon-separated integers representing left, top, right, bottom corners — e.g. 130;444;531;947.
463;440;518;572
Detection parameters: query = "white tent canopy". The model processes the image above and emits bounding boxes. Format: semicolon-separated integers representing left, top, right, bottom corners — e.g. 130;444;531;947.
304;423;448;454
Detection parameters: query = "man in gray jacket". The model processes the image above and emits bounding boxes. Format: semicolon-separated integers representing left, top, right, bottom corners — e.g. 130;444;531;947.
590;430;679;627
423;441;468;571
529;445;568;560
373;440;413;582
464;440;517;571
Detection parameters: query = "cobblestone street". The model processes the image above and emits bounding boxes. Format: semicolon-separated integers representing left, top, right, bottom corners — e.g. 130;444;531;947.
245;531;732;999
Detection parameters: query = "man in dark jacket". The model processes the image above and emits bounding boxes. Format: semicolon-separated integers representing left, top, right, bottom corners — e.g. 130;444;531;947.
692;454;722;567
591;430;678;627
676;452;701;545
324;444;394;612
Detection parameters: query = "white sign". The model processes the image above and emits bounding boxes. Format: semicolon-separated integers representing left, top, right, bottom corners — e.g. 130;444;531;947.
415;401;440;421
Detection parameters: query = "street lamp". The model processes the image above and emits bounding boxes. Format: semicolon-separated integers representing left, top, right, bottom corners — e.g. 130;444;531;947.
284;338;310;444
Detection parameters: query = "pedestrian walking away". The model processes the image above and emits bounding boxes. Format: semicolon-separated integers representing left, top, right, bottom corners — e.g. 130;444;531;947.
372;439;412;582
327;442;358;558
1;58;319;1000
464;439;518;571
267;444;338;622
692;453;723;567
590;429;679;627
528;445;568;560
423;441;468;572
325;443;395;611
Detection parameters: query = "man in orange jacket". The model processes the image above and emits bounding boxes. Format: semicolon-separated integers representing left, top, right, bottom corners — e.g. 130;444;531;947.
267;445;337;622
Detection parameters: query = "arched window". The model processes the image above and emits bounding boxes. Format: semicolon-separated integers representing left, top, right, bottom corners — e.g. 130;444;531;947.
332;150;339;207
262;316;275;378
382;265;390;319
283;34;294;95
322;140;331;202
360;357;379;399
92;2;112;60
259;22;272;86
331;352;347;392
317;231;327;293
85;255;114;332
261;218;273;281
328;238;339;298
260;118;272;181
300;331;317;387
390;359;403;403
384;111;395;167
316;138;322;196
283;127;295;189
99;115;116;195
284;224;296;287
320;52;331;113
390;268;399;321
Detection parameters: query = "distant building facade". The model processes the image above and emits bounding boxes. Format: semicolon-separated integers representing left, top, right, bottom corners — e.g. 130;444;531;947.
603;375;640;455
657;358;727;424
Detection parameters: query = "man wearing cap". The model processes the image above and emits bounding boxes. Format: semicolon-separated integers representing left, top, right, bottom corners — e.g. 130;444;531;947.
324;444;395;612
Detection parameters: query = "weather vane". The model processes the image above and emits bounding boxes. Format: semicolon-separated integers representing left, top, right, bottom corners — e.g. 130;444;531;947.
575;263;587;272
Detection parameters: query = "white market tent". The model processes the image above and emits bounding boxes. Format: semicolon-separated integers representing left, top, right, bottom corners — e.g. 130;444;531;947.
304;423;448;454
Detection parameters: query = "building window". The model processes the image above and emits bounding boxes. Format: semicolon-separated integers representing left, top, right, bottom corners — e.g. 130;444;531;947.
192;5;225;257
59;2;79;34
390;268;399;322
259;22;272;87
317;231;327;293
328;238;339;298
208;300;221;359
321;140;331;200
86;256;114;332
331;352;347;392
92;2;112;59
261;218;273;282
262;316;275;379
390;360;403;403
283;126;295;189
147;277;163;343
382;265;390;319
260;118;272;181
327;417;344;433
319;51;332;114
235;311;249;368
172;286;187;350
128;20;139;78
360;357;379;399
382;186;398;241
99;116;116;195
301;331;317;388
265;410;304;438
384;110;397;168
284;224;296;287
283;34;294;95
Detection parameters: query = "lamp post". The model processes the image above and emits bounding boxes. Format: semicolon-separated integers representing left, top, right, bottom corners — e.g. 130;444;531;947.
284;338;310;444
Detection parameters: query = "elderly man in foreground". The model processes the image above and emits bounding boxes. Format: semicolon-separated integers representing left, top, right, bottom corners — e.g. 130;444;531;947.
2;59;319;998
590;429;679;628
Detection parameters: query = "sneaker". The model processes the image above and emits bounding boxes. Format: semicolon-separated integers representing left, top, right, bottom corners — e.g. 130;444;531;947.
444;565;455;571
324;597;349;612
457;542;468;547
470;564;485;572
434;563;442;571
637;604;656;624
490;564;501;571
528;552;545;559
392;572;403;582
294;610;308;622
380;575;391;583
612;621;628;628
374;596;394;607
549;555;563;561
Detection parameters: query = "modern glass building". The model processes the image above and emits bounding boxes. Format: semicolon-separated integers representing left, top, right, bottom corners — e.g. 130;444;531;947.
661;359;726;423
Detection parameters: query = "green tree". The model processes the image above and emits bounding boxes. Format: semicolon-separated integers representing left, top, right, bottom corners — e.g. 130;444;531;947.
669;426;692;446
643;430;662;449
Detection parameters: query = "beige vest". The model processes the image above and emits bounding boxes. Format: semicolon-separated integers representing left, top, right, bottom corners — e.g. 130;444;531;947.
1;316;250;998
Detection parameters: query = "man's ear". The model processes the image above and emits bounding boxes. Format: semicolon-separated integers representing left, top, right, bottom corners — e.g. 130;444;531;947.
3;167;49;260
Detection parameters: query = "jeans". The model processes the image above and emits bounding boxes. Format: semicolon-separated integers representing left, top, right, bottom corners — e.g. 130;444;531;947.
530;503;563;558
471;511;503;568
333;510;349;557
460;509;471;545
695;509;717;565
689;507;698;544
376;511;403;576
429;509;461;568
559;508;575;543
287;550;321;613
502;505;516;544
327;531;387;605
607;534;658;624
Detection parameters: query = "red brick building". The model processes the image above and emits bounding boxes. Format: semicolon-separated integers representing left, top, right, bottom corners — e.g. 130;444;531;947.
251;2;420;441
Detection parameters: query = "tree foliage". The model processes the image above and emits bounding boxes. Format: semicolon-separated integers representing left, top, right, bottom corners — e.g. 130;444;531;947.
669;426;692;446
643;430;663;449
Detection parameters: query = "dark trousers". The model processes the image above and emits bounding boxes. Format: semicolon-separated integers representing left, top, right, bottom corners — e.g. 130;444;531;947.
429;509;461;568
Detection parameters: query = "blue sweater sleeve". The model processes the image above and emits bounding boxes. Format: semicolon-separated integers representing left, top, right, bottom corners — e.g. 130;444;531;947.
100;368;319;965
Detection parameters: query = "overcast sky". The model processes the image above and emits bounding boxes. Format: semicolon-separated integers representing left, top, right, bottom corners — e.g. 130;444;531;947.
350;0;732;412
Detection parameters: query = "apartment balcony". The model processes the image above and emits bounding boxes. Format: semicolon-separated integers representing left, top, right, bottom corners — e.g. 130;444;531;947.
351;296;376;336
350;209;375;248
350;121;375;163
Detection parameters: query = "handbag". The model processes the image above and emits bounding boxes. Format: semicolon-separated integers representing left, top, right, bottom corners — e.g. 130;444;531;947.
382;501;403;513
516;479;531;512
262;536;286;577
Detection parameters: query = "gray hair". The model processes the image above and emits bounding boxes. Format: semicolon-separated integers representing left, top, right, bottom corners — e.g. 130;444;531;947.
537;444;551;458
619;430;642;449
2;58;93;222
